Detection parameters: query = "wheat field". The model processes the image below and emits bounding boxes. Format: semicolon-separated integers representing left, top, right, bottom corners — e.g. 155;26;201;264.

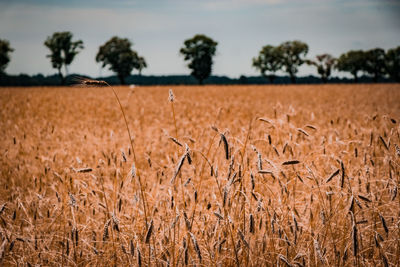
0;84;399;266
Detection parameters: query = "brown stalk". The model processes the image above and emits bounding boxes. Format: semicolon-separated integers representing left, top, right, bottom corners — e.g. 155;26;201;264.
75;77;149;226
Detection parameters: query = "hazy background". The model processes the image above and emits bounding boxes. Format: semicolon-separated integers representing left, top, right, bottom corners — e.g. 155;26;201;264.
1;0;399;78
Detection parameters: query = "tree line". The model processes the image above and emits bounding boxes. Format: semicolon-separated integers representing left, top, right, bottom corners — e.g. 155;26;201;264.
253;41;400;83
0;31;399;85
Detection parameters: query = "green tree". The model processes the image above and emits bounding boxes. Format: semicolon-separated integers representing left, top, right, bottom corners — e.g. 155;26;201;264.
278;40;309;83
336;50;365;83
44;31;84;84
307;54;336;83
364;48;386;82
385;46;400;82
137;56;147;76
252;45;282;84
96;36;146;84
0;39;14;75
180;34;218;85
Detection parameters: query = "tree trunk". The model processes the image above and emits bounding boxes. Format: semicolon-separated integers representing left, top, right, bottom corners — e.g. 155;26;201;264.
290;74;296;84
119;75;126;85
353;73;358;83
373;73;378;83
268;75;275;84
58;68;65;85
64;65;69;78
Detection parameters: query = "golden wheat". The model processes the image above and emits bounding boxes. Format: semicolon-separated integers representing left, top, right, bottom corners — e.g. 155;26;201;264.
0;84;399;266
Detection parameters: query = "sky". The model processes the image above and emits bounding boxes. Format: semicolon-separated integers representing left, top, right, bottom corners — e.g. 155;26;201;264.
0;0;400;78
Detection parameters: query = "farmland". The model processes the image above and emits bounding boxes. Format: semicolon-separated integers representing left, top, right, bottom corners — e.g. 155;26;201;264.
0;84;400;266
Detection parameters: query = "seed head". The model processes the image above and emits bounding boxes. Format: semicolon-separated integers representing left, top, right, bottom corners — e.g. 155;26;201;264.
168;89;174;102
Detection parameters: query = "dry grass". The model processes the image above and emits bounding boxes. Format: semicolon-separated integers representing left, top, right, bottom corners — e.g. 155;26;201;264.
0;84;399;266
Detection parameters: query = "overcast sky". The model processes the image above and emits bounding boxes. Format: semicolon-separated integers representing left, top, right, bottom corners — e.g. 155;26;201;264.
1;0;399;78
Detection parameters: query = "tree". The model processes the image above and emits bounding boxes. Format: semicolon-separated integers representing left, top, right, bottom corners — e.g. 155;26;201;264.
180;34;218;85
385;46;400;82
252;45;282;84
278;40;308;83
0;39;14;75
44;31;84;84
307;54;336;83
364;48;386;82
137;56;147;76
336;50;365;83
96;36;146;84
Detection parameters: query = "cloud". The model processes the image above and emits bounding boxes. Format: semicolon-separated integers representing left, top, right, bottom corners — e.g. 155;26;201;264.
0;4;178;36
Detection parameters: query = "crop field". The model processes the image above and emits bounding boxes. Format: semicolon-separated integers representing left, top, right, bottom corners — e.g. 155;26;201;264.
0;84;400;266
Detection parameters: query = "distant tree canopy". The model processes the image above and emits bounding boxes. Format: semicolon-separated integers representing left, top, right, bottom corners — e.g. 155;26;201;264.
307;54;336;83
385;46;400;82
137;56;147;76
96;36;146;84
251;42;400;83
180;34;218;85
364;48;386;82
252;45;282;83
44;31;84;85
278;40;309;83
0;39;14;75
2;31;400;85
336;50;365;83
